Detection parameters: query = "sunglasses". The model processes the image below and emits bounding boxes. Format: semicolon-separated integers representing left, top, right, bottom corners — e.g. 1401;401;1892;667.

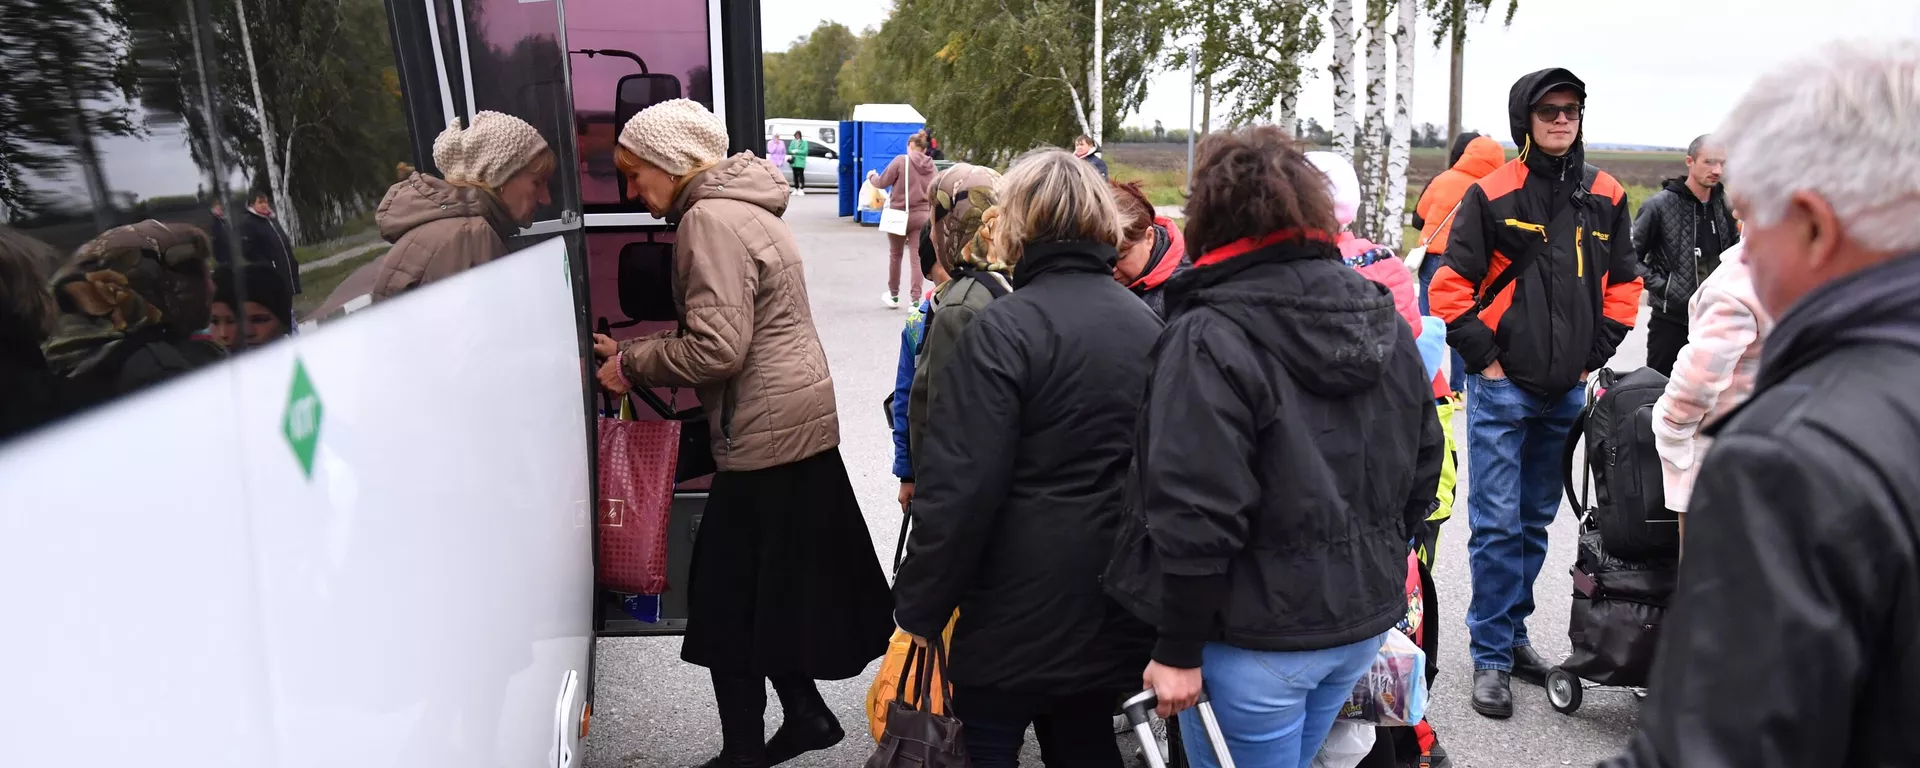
1532;104;1583;122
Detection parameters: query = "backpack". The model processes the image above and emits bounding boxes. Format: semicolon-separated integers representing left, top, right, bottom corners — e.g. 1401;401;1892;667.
1560;367;1682;562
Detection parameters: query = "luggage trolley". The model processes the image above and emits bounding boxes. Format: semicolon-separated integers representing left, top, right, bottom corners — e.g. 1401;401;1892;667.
1548;370;1680;714
1121;690;1236;768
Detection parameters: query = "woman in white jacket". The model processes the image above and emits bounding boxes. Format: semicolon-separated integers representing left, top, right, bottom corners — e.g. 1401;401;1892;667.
1651;241;1774;545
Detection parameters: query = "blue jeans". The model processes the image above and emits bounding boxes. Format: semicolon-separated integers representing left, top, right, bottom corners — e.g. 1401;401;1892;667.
1464;373;1584;670
1180;635;1386;768
1416;254;1466;394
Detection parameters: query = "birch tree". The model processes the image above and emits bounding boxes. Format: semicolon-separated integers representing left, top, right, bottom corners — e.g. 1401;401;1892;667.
1329;0;1356;158
1382;0;1416;245
1353;0;1389;241
230;0;296;242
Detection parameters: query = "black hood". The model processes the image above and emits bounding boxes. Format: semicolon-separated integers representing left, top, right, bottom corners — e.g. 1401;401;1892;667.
1448;131;1482;167
1012;240;1119;289
1509;67;1587;181
1168;241;1401;397
1760;251;1920;389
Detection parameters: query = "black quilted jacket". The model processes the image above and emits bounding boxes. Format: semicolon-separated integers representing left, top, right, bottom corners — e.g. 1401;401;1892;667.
1630;178;1739;318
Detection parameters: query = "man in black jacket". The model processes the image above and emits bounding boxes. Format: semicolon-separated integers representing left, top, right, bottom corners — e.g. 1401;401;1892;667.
1603;38;1920;768
237;190;302;296
893;150;1157;767
1631;134;1740;375
1428;67;1643;719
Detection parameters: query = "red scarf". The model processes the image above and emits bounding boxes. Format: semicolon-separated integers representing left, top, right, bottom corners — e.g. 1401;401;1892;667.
1194;229;1337;268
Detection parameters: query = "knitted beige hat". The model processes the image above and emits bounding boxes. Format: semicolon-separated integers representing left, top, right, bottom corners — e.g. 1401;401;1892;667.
617;99;729;176
431;111;550;189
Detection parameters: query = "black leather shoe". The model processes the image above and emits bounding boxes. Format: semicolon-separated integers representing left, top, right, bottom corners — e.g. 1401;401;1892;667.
764;712;843;765
1471;670;1513;719
694;750;768;768
1511;645;1550;687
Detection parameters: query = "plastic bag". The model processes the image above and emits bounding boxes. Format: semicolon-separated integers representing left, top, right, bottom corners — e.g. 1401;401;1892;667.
1338;628;1428;727
1311;721;1376;768
861;180;887;211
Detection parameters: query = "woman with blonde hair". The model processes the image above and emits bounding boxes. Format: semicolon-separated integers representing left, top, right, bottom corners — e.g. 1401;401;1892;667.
892;148;1160;767
592;98;893;768
371;111;556;299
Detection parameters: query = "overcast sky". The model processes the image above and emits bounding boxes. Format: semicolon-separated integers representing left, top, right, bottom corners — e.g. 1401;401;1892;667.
763;0;1920;148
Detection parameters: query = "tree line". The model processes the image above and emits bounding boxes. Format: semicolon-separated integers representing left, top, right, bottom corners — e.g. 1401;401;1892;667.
762;0;1517;244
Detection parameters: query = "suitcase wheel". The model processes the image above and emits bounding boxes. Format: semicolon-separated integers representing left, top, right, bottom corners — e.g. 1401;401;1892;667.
1547;666;1584;714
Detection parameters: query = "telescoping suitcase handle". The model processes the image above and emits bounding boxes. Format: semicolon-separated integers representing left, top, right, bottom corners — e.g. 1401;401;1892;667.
1121;689;1237;768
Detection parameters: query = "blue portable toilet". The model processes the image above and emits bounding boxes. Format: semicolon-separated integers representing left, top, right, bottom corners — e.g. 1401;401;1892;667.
837;103;927;224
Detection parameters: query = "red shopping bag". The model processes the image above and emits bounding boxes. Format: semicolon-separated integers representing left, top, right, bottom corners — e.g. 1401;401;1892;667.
597;397;680;595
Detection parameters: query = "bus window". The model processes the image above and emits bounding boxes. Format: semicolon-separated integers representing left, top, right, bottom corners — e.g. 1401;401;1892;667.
566;0;713;211
1;0;406;442
459;0;582;225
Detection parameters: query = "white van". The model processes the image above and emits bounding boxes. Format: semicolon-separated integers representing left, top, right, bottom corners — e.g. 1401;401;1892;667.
765;118;840;189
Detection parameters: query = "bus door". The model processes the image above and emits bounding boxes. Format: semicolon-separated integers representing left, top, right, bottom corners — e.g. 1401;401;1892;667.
566;0;764;639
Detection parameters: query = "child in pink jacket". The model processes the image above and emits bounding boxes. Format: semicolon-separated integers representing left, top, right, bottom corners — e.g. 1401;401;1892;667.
1651;242;1773;542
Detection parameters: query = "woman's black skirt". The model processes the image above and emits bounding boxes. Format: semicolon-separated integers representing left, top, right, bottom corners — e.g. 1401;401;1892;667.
680;447;894;680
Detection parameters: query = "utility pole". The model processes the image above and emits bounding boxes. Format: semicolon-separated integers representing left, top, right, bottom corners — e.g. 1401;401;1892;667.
1446;0;1465;141
1092;0;1104;144
1186;49;1196;193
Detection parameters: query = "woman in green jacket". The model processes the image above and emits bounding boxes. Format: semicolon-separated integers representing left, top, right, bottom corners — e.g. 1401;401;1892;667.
787;131;810;195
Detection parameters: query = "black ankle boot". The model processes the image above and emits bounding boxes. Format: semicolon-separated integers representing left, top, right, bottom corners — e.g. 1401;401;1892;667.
696;672;770;768
765;676;843;765
1471;670;1513;719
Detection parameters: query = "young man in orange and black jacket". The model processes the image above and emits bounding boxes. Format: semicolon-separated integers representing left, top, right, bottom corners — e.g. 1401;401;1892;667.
1428;67;1644;720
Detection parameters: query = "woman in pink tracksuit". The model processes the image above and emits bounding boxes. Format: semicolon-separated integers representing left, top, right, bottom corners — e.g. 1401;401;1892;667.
1651;241;1771;545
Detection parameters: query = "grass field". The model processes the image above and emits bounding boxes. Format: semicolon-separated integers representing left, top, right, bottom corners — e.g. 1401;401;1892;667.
1107;143;1675;251
292;246;388;318
1109;143;1686;189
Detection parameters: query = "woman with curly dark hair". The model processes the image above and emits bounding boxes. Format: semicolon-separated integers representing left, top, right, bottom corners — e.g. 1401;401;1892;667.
1105;125;1443;768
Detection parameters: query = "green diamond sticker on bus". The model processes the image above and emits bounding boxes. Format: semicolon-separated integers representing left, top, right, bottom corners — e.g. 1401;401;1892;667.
282;358;324;479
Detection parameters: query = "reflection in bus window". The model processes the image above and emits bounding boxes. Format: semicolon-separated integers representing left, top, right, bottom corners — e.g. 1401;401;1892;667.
367;112;556;302
1;0;416;444
567;0;712;208
0;226;70;442
461;0;582;221
210;264;293;350
42;220;226;407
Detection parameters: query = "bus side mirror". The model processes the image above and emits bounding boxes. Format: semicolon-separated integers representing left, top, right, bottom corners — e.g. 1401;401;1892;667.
613;74;686;137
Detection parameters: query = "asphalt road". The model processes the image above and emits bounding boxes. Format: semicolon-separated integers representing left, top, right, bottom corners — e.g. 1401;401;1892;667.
583;193;1646;767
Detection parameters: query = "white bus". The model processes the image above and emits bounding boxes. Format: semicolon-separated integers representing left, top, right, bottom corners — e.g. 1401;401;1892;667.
0;0;763;765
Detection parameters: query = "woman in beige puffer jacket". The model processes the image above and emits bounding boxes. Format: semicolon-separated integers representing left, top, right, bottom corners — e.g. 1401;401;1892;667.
371;111;555;300
591;98;892;768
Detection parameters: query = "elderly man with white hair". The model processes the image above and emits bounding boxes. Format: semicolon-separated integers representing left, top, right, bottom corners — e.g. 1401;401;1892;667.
1602;38;1920;768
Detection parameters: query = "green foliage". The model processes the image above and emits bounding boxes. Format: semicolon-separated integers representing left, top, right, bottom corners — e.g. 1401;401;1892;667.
870;0;1176;166
1425;0;1519;48
763;22;862;120
0;0;140;219
836;27;907;108
1170;0;1323;126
